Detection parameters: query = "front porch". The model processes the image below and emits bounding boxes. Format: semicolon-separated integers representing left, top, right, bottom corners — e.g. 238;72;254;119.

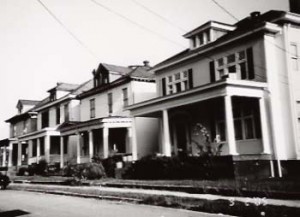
59;117;135;168
128;79;275;178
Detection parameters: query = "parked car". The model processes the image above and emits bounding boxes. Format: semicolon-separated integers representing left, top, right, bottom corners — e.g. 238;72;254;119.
0;167;10;190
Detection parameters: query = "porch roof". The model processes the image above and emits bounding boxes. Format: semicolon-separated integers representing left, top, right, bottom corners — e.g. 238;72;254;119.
127;79;267;117
0;138;16;147
59;116;132;135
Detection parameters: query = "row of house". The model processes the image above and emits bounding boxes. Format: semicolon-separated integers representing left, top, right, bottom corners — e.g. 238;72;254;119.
1;10;300;178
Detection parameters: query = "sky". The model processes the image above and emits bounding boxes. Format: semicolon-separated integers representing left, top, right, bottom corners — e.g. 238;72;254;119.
0;0;289;139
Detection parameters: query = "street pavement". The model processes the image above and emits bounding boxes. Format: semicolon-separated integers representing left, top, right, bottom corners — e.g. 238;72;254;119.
0;190;232;217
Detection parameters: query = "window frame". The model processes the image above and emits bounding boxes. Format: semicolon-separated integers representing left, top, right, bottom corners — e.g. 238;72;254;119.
108;93;113;114
90;98;96;119
165;69;191;95
290;43;299;71
215;50;248;80
216;106;257;142
122;88;129;107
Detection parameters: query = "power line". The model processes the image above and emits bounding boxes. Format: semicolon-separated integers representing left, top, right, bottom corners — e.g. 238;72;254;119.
210;0;239;21
130;0;187;32
36;0;98;59
89;0;186;49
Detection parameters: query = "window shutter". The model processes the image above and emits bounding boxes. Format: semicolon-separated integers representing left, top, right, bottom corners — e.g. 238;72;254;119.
246;47;255;79
209;61;216;82
162;78;166;96
188;69;193;89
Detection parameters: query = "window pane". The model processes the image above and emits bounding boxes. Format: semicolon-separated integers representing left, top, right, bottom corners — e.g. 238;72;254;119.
245;118;254;139
175;73;181;80
291;44;298;56
176;83;181;92
168;76;173;82
183;71;188;78
292;58;298;71
218;58;224;66
227;54;235;63
238;51;246;60
228;65;236;73
234;119;243;140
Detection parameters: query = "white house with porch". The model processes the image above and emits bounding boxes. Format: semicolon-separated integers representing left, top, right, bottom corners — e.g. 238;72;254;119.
128;10;300;178
58;62;159;167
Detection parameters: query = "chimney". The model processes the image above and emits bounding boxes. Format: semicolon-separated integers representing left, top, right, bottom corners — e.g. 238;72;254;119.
143;60;150;67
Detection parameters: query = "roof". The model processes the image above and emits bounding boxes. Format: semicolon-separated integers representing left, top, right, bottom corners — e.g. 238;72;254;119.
101;63;132;75
77;63;155;99
153;10;290;72
128;66;155;79
17;99;40;106
183;20;235;38
47;82;80;93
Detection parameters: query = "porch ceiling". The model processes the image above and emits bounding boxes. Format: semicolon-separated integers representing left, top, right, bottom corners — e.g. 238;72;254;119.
128;79;267;117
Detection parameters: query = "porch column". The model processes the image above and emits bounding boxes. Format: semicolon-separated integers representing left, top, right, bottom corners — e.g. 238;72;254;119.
162;109;172;156
130;119;137;160
8;142;13;167
89;131;94;162
17;142;22;166
103;127;109;158
76;133;81;164
28;140;33;165
224;95;238;155
2;147;6;166
45;135;50;163
37;138;41;162
259;97;272;154
60;136;64;168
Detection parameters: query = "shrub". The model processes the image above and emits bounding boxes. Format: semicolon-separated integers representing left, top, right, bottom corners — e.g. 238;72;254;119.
63;162;106;180
17;167;28;176
124;155;234;180
100;155;123;177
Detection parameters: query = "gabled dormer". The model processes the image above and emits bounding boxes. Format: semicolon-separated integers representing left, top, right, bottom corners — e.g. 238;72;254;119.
16;100;40;114
47;82;80;101
183;21;235;49
93;63;132;88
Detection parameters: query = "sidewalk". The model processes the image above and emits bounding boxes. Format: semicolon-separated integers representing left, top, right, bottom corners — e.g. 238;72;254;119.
8;179;300;217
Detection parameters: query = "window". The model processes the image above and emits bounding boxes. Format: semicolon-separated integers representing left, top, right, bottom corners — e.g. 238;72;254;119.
165;69;193;95
41;111;49;128
56;106;60;124
122;88;129;107
108;93;113;114
213;48;254;81
64;104;69;122
216;104;257;141
90;98;95;119
290;43;299;71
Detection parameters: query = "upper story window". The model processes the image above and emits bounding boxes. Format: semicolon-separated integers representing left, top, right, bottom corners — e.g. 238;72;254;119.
23;120;28;134
290;43;299;71
210;48;254;82
108;93;113;114
90;98;95;119
122;88;129;107
56;106;60;125
64;103;69;122
162;69;193;96
41;110;49;128
50;91;56;102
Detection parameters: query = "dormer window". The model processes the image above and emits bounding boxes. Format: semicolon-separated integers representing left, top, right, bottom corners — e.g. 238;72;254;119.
50;91;56;102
